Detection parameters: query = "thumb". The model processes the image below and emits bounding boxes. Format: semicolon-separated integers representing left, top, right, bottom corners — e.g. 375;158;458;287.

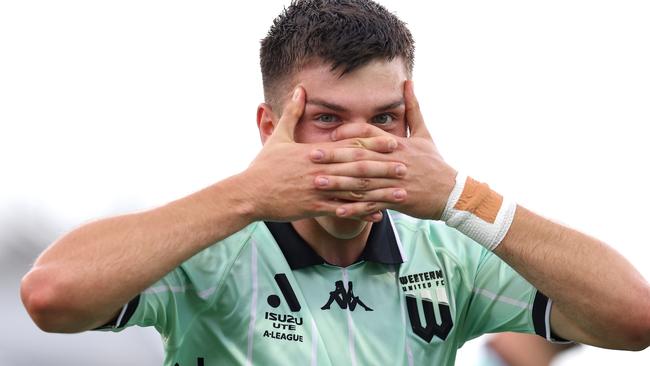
404;80;431;139
269;86;305;143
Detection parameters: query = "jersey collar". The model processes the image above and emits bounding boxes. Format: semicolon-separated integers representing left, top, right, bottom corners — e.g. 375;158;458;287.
264;211;405;269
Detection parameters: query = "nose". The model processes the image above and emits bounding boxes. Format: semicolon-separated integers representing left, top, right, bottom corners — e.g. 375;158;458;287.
347;119;368;126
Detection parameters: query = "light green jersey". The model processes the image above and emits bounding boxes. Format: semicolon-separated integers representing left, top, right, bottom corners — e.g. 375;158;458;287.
99;210;559;365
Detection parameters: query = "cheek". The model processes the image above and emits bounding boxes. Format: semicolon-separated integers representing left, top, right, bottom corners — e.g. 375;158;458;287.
385;120;408;138
294;121;334;143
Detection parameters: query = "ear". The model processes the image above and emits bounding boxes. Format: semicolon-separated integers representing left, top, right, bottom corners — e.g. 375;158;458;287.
257;103;278;145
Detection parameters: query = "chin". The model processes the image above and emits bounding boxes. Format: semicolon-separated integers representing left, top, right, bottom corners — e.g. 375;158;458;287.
315;216;369;240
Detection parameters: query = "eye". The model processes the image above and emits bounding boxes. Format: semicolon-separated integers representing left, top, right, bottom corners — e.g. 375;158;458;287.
316;114;340;123
372;113;394;125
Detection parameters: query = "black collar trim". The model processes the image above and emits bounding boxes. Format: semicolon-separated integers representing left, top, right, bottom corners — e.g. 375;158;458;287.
264;211;404;269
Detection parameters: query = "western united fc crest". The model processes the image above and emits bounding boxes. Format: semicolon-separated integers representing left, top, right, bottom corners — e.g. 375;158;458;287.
400;269;453;342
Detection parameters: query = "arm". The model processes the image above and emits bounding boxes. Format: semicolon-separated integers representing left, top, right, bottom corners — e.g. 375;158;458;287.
21;175;255;333
20;87;406;333
486;332;576;366
320;80;650;350
495;206;650;350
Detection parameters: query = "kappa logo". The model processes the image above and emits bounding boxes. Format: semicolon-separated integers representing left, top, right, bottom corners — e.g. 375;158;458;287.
267;273;301;311
321;280;373;311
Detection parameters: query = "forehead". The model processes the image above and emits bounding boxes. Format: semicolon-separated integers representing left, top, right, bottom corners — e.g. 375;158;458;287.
288;58;408;110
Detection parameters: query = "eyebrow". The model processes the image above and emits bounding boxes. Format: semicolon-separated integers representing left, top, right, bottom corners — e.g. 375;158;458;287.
306;98;404;113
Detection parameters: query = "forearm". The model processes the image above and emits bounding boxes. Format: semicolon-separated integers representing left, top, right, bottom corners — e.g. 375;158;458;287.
21;173;255;333
494;206;650;349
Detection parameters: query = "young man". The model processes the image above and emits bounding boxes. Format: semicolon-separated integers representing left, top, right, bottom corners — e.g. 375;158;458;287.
21;0;650;365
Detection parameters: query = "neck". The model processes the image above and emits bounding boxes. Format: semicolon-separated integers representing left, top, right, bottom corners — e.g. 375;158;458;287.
291;218;372;267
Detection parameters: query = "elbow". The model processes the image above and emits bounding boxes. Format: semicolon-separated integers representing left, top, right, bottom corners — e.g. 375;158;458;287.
620;290;650;351
623;321;650;352
20;268;87;333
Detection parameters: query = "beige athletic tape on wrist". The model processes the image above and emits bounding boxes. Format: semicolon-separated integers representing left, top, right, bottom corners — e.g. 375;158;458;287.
441;174;517;251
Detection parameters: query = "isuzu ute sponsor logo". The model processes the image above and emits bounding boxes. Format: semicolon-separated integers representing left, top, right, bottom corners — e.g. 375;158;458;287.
263;273;305;342
267;273;301;311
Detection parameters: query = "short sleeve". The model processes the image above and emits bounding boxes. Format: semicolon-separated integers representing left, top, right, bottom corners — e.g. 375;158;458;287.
458;249;555;341
95;266;203;335
92;230;251;336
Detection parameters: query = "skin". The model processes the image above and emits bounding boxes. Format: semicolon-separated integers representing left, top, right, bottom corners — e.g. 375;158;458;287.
20;58;650;352
257;59;420;265
19;61;410;333
487;332;576;366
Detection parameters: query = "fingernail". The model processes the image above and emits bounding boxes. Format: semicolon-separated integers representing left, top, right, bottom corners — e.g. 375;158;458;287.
388;139;397;150
336;207;347;216
292;87;301;101
316;177;329;186
372;211;383;220
393;190;406;200
395;164;406;177
311;149;325;161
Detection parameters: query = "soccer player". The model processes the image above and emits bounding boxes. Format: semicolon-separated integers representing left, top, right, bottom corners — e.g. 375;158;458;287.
21;0;650;365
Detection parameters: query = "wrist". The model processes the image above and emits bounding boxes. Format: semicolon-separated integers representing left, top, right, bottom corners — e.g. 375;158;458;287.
226;171;264;224
440;174;517;251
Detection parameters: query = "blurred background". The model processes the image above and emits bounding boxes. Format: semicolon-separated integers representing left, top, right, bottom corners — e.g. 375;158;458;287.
1;1;648;364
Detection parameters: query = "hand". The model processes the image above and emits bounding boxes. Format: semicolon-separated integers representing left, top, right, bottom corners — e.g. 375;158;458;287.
310;80;457;220
242;86;409;222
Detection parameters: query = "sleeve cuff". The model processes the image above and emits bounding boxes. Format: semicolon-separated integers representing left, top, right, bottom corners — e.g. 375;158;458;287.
93;295;140;330
532;291;572;344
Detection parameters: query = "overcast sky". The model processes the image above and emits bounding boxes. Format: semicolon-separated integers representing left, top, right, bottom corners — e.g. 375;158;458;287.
1;1;649;364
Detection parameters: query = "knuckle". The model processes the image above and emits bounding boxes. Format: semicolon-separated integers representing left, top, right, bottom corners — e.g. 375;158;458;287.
288;105;301;119
325;150;336;162
348;191;364;201
364;202;378;212
309;201;323;212
356;161;368;175
357;178;371;190
329;178;341;189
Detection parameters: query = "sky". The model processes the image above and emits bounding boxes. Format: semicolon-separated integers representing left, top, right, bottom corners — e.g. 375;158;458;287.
1;1;649;364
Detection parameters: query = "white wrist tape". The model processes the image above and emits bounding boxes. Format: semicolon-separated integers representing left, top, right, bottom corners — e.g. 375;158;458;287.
441;174;517;251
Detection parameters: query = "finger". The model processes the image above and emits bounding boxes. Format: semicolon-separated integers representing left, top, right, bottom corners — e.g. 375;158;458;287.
330;122;391;142
341;135;399;153
311;198;382;222
323;161;407;178
327;188;407;203
268;86;305;143
310;146;396;165
360;211;384;222
313;176;401;191
404;80;431;139
335;201;393;218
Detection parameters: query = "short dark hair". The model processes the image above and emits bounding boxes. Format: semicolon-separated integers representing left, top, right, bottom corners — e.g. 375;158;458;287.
260;0;415;105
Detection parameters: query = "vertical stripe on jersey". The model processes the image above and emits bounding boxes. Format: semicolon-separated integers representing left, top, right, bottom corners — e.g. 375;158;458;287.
544;299;553;341
397;266;415;366
341;268;358;366
246;240;259;366
310;318;319;366
113;303;129;328
388;213;407;262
